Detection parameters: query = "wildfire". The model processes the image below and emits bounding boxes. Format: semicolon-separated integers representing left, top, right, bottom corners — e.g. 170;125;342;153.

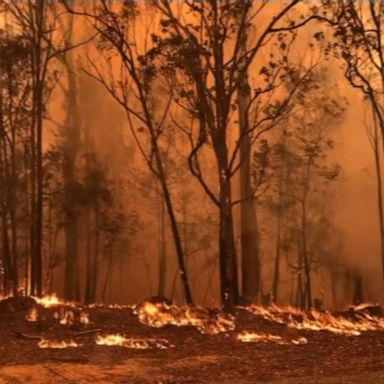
95;334;173;349
80;311;90;325
38;338;81;349
236;331;308;345
237;331;285;344
59;310;75;326
134;301;235;335
245;305;384;336
25;307;38;322
34;294;62;308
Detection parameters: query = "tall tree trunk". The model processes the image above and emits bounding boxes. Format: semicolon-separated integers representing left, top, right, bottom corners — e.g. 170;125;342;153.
152;142;193;304
371;110;384;288
272;197;283;304
218;161;239;312
352;271;363;305
84;207;93;304
1;207;12;296
157;196;167;297
30;0;45;297
63;12;81;302
301;199;312;309
91;206;100;303
102;249;114;303
238;72;260;304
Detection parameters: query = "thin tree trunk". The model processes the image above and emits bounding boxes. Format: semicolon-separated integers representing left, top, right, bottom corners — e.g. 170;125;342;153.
63;12;81;302
238;72;260;304
91;211;99;303
85;207;93;304
371;110;384;288
301;200;312;309
154;146;193;304
102;250;114;302
272;178;284;304
1;207;12;296
157;196;167;297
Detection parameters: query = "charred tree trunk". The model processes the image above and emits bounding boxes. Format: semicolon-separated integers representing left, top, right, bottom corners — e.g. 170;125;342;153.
217;156;239;312
352;272;364;305
29;0;45;297
238;73;260;304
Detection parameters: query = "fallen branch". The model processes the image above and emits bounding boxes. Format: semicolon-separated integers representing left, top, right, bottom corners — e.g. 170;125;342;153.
15;331;42;340
73;328;102;336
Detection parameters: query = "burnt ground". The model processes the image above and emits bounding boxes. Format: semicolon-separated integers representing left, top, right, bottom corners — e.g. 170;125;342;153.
1;302;384;383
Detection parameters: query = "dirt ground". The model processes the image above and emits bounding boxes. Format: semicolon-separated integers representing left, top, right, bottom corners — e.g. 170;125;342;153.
1;302;384;383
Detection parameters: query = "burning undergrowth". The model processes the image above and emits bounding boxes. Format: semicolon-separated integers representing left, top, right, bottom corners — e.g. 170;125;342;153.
236;331;308;345
133;299;235;335
2;295;384;354
38;338;82;349
95;334;173;349
1;295;384;382
245;303;384;336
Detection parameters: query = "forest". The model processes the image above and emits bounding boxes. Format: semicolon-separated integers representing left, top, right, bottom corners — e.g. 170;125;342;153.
0;0;383;314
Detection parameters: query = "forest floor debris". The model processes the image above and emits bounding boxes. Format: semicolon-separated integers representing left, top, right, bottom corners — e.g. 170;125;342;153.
0;297;384;383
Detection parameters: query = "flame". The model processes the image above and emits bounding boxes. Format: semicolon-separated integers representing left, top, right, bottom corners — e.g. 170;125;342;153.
237;331;285;344
291;336;308;345
80;311;90;325
25;307;38;322
236;331;308;345
59;310;74;326
95;334;173;349
34;294;61;308
134;301;235;335
38;339;81;349
245;305;384;336
33;293;78;308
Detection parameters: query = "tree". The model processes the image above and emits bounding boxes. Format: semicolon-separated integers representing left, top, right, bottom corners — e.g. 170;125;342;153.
61;0;194;304
262;67;346;308
150;0;315;310
321;0;384;286
1;0;87;296
0;29;32;295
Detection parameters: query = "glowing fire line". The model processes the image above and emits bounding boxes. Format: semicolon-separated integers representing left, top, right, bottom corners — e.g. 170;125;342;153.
95;334;173;349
